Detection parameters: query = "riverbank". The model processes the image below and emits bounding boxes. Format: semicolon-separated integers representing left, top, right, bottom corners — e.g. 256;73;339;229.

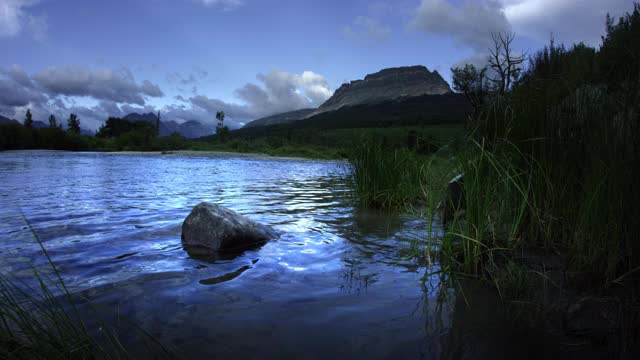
0;148;340;162
105;150;329;162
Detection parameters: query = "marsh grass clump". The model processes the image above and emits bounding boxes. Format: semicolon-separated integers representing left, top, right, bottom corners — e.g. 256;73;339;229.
439;136;533;277
0;224;171;359
347;135;429;209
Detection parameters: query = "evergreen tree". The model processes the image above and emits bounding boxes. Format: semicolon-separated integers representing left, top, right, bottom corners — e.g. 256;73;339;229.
67;113;80;134
215;111;228;142
216;111;225;128
156;111;161;136
24;109;33;128
48;114;57;128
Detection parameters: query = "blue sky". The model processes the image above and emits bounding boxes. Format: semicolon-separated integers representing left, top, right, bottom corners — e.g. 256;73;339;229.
0;0;634;129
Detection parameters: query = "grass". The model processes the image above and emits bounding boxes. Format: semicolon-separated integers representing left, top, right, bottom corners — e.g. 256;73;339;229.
0;219;172;359
429;5;640;292
347;135;431;209
194;125;465;160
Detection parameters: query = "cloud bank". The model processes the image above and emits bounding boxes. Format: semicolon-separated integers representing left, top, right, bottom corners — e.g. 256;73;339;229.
412;0;631;49
0;65;164;129
32;66;164;105
0;64;332;130
412;0;511;50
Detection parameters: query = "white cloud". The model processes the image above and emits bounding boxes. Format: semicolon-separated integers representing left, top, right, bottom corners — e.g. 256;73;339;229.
186;69;332;127
503;0;631;46
411;0;511;50
343;16;392;45
0;64;164;129
194;0;243;10
412;0;633;49
0;65;332;130
0;0;46;39
234;69;332;116
32;65;164;105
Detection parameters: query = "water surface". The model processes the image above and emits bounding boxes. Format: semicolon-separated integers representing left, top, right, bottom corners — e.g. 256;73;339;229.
0;151;579;359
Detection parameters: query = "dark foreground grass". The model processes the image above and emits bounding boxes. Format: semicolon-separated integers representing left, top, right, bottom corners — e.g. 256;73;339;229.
347;136;423;209
423;5;640;355
346;135;458;209
0;220;172;359
340;6;640;353
442;7;640;284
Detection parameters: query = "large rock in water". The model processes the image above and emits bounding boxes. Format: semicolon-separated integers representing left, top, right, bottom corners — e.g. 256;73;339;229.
181;202;277;253
442;174;465;223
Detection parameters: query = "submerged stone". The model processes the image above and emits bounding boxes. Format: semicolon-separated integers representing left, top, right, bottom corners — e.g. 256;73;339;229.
181;202;277;253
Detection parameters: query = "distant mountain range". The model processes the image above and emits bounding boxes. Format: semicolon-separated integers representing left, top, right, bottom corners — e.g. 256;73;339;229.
122;113;214;138
0;115;19;125
242;108;316;129
229;93;470;141
0;115;47;128
3;65;464;139
316;65;451;114
242;66;466;129
239;65;468;132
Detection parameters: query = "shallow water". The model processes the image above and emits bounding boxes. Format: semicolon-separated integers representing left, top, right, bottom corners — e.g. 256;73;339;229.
0;151;590;359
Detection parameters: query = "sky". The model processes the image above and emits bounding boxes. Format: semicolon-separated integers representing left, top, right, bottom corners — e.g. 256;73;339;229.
0;0;634;130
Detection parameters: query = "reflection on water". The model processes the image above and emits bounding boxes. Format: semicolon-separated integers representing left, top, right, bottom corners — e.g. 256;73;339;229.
0;151;590;359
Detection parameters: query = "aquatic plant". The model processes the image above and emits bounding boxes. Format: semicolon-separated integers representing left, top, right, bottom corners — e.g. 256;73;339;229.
0;221;172;359
346;135;429;209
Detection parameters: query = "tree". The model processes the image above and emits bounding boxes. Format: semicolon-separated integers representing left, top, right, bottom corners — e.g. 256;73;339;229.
67;113;80;134
216;111;225;128
24;109;33;128
156;111;161;137
215;111;229;142
451;64;488;115
48;114;57;128
96;117;155;138
487;32;526;95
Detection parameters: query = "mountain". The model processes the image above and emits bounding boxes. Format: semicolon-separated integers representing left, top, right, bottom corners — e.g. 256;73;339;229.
32;120;48;129
122;112;213;138
317;65;451;114
229;93;471;140
176;120;214;138
0;115;20;125
242;108;316;128
240;65;455;129
123;112;159;123
0;115;53;129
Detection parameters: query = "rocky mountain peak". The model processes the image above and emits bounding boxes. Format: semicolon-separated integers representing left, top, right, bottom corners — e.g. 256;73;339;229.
317;65;452;114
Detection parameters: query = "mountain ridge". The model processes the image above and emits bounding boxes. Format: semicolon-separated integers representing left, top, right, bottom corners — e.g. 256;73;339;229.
316;65;451;114
242;109;316;129
241;65;454;129
122;112;214;138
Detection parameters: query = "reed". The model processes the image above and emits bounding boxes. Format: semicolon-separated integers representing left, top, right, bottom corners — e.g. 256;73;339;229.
0;221;171;359
440;4;640;287
347;135;428;209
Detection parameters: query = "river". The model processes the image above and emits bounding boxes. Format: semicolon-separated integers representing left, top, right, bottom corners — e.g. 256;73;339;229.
0;150;577;359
